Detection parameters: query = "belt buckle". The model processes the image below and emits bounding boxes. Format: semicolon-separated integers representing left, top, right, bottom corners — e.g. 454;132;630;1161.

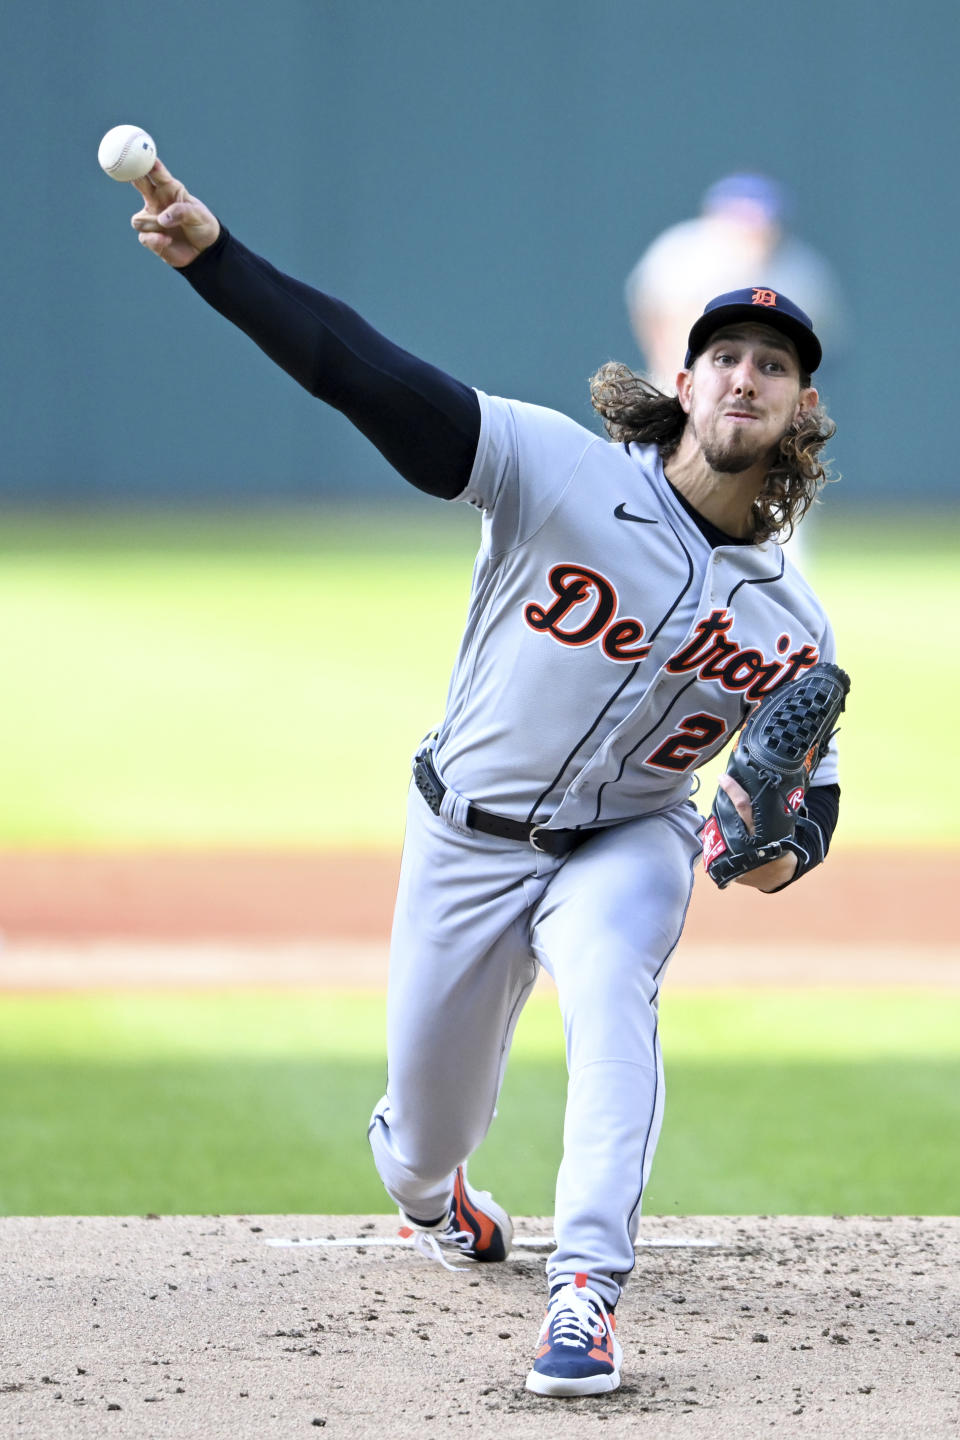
529;825;550;853
413;751;444;816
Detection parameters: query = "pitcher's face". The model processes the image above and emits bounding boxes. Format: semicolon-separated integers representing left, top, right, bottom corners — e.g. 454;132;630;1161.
677;324;817;474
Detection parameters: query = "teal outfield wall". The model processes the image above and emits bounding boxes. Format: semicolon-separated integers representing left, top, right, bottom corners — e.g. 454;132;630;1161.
3;1;957;506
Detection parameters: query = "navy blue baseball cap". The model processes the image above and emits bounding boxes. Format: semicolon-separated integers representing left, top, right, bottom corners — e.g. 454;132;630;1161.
684;287;822;375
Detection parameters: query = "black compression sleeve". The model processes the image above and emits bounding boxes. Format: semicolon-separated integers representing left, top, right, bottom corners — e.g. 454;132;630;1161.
770;782;841;890
180;227;481;499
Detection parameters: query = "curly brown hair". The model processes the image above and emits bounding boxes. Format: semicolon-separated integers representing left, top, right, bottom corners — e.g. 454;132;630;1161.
588;362;837;543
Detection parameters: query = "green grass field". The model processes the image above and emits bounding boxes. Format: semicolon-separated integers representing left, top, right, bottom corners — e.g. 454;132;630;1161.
0;506;955;847
1;987;957;1217
0;507;955;1219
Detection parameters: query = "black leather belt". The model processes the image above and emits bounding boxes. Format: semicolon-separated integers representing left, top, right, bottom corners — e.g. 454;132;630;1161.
413;748;592;857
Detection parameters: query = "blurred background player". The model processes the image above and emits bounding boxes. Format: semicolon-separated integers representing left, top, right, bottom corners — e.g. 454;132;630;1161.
625;172;848;393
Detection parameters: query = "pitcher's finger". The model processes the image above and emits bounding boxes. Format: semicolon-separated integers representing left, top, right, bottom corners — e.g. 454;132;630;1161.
138;230;172;254
716;773;755;834
154;200;201;229
130;168;159;203
130;158;179;203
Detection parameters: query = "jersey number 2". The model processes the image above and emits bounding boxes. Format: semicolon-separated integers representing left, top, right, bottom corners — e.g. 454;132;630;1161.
646;713;726;772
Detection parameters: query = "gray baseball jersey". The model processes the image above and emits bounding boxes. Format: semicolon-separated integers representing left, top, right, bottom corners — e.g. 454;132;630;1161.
435;391;839;826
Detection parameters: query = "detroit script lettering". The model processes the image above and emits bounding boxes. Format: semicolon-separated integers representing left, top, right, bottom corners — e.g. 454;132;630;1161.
523;564;819;696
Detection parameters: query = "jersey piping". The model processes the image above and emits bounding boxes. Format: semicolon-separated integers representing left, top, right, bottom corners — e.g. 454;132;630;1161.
526;514;697;823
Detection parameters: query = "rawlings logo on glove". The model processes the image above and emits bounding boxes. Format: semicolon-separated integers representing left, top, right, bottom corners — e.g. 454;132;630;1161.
703;661;851;889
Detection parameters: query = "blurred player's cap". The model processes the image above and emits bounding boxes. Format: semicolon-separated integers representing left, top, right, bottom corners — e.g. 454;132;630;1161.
702;172;788;222
685;288;822;375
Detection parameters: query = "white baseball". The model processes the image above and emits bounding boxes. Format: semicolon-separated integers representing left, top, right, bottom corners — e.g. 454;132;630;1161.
97;125;157;182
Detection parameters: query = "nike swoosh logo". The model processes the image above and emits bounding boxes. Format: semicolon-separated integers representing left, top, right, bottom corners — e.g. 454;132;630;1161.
614;503;658;524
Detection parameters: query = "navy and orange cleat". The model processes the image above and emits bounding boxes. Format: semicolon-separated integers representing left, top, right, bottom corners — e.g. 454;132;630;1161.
398;1164;512;1270
525;1277;622;1396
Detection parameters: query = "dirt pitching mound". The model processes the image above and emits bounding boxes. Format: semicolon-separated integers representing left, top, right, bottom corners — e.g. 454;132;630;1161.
2;1214;957;1439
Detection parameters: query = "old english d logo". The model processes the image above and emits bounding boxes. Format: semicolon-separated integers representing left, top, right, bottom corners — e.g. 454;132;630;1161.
752;288;778;308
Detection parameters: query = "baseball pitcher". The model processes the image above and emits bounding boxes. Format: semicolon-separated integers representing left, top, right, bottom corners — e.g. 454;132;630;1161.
125;159;848;1397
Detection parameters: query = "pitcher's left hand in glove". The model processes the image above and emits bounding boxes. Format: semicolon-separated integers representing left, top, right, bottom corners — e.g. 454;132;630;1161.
702;661;851;890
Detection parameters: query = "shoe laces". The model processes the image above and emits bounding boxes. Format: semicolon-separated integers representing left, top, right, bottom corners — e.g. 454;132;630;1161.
409;1222;475;1272
545;1284;612;1350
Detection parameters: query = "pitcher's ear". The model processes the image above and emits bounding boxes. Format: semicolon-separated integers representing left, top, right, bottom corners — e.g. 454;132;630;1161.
795;385;819;423
676;368;694;415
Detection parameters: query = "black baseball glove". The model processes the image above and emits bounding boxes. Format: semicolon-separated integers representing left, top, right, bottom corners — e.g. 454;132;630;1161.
702;661;851;889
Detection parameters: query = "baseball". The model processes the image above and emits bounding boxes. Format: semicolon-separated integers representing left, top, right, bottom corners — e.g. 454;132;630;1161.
97;125;157;182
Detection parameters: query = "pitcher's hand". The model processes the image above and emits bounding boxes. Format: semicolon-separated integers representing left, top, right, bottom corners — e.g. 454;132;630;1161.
715;774;798;891
130;159;220;268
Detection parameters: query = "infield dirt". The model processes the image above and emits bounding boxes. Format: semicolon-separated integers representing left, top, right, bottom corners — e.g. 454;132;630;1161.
0;847;950;945
2;1213;958;1439
0;847;956;991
